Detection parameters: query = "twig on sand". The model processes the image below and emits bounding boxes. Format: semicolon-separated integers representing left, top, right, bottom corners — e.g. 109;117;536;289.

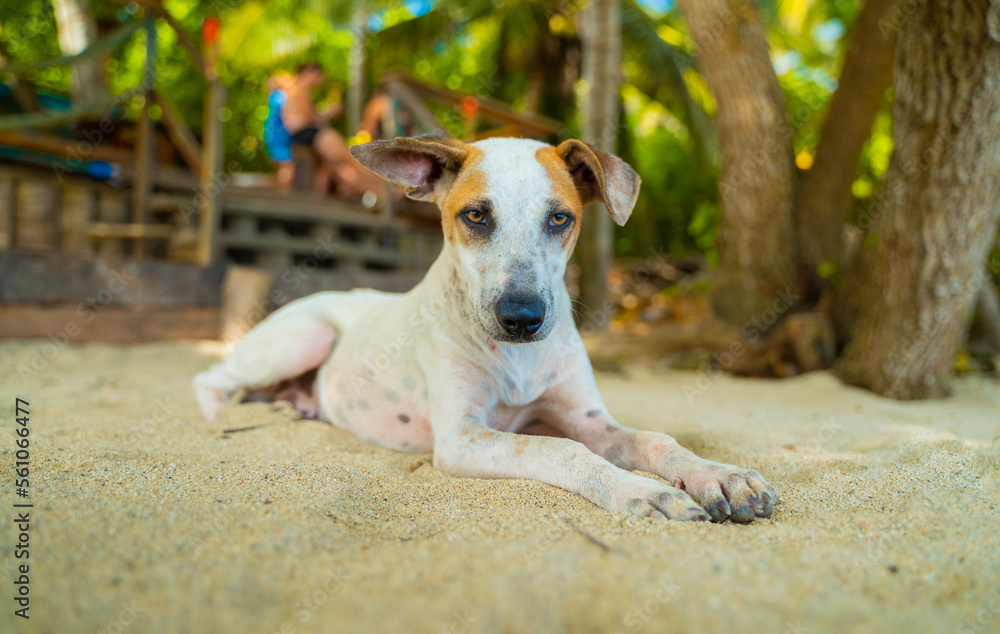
221;422;278;435
559;516;611;552
221;413;312;436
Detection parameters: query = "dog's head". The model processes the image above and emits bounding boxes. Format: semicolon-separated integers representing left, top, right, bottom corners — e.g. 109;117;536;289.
350;135;640;344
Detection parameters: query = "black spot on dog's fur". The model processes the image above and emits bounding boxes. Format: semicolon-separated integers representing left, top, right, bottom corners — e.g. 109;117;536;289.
398;413;410;423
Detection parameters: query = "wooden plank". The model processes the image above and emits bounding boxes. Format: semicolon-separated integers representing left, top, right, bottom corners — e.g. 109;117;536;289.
270;268;423;306
150;192;190;212
0;251;225;307
224;189;394;229
384;72;563;137
384;78;446;134
0;163;124;202
153;90;203;174
0;94;121;131
218;233;412;267
0;130;133;164
86;223;175;239
223;184;440;231
0;304;220;343
153;167;199;191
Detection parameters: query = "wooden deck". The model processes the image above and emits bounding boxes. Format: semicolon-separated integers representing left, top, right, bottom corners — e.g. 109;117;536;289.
0;158;443;293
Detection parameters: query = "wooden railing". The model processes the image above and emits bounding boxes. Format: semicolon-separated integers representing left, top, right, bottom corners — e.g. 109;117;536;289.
381;71;564;141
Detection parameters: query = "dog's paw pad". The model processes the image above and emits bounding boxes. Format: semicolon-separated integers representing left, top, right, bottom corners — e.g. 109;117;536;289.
626;489;710;522
681;465;777;523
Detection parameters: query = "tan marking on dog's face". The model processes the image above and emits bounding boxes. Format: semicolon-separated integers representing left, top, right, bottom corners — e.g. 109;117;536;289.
535;145;586;253
440;145;486;246
438;138;584;344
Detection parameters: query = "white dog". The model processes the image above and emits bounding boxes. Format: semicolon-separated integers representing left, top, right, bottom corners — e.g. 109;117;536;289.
194;135;776;523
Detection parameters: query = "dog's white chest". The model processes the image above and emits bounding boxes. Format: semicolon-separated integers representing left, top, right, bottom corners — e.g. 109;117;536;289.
495;370;548;407
482;343;558;408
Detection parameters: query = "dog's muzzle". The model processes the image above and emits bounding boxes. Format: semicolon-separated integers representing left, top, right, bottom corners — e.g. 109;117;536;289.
495;294;545;342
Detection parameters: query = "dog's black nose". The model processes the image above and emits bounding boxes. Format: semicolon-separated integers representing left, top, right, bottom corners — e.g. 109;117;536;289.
496;295;545;339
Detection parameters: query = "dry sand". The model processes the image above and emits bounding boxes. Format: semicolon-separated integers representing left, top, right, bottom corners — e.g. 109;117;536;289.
1;338;999;634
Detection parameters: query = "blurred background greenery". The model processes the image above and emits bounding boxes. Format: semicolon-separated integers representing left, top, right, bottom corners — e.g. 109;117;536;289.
0;0;905;263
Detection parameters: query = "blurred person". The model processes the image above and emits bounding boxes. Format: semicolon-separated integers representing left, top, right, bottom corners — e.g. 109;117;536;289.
263;72;296;191
358;88;416;140
283;63;383;204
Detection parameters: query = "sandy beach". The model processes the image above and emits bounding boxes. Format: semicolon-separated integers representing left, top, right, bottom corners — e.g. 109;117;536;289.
1;338;998;634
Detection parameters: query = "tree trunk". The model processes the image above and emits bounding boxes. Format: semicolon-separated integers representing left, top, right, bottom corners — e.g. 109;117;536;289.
577;0;621;325
51;0;104;104
679;0;798;326
795;0;900;289
834;0;1000;399
346;1;367;135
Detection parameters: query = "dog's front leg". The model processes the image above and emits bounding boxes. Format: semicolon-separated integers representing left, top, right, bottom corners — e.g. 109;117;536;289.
539;371;778;523
428;378;710;521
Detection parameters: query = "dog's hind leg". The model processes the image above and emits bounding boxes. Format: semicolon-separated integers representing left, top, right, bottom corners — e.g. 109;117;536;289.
193;293;340;420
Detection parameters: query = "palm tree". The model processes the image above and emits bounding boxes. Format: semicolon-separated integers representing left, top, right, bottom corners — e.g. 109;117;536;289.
576;0;622;323
677;0;798;326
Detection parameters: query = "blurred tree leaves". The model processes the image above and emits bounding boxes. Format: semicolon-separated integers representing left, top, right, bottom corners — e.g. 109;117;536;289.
0;0;908;259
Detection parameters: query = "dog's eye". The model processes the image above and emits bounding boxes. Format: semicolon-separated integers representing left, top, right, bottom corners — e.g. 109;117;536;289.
463;209;486;225
549;213;572;228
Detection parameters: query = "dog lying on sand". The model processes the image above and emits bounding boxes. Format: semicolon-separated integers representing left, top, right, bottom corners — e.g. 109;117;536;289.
195;135;777;523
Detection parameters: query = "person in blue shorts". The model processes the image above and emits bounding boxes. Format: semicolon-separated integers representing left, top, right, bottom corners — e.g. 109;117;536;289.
281;63;383;202
264;73;296;190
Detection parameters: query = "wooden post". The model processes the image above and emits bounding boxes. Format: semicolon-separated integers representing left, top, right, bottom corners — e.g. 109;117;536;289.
0;172;14;249
197;18;225;267
130;16;157;258
153;90;203;174
15;180;60;250
220;266;275;343
346;1;367;135
62;185;95;254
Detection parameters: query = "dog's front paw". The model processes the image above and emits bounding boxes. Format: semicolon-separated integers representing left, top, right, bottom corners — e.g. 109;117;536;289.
673;462;777;523
610;475;711;522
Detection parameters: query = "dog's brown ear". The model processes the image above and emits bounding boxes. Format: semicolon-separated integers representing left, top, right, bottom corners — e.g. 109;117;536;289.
555;140;640;226
350;135;468;202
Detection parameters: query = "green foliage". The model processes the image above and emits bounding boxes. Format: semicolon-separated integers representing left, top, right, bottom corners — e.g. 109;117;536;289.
0;0;65;92
619;84;717;258
10;0;965;263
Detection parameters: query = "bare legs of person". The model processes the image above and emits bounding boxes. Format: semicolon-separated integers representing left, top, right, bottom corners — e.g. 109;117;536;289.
275;161;295;193
312;128;386;205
